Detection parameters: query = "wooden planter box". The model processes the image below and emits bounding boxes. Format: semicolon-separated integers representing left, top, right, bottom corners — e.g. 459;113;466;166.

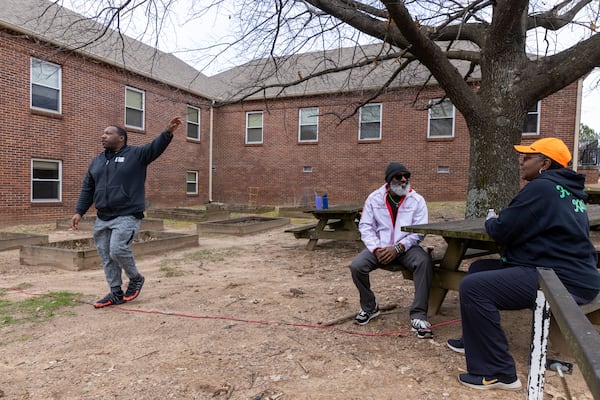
55;216;164;231
146;208;230;223
20;231;199;271
197;216;290;236
0;232;49;251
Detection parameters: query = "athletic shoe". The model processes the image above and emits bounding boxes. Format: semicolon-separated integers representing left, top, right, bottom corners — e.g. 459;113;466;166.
447;338;465;354
93;291;124;308
410;318;433;339
354;305;380;325
458;373;522;390
124;275;145;302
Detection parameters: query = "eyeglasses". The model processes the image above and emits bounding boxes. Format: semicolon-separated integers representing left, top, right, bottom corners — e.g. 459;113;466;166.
393;173;411;180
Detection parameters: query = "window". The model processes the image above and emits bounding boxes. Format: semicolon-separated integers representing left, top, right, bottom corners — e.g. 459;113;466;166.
30;58;61;113
125;87;145;129
187;106;200;140
186;171;198;194
523;101;541;135
428;99;455;138
359;104;382;140
246;112;263;144
31;159;61;202
299;107;318;142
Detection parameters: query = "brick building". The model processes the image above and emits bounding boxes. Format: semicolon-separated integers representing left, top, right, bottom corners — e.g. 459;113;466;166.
0;0;584;225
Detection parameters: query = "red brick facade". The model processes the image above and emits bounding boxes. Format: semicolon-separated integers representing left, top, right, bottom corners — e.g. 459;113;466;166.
212;85;580;208
0;28;582;225
0;29;211;225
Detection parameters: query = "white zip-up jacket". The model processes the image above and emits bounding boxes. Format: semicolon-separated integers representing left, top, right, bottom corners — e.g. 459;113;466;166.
359;184;428;253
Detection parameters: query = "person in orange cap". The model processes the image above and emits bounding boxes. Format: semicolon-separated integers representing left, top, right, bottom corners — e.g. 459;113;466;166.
448;137;600;390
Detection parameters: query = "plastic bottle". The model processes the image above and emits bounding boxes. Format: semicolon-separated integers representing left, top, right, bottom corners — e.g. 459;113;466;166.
486;208;497;220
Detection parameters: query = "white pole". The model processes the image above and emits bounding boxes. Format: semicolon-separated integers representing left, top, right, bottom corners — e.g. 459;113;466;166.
572;78;583;171
527;290;551;399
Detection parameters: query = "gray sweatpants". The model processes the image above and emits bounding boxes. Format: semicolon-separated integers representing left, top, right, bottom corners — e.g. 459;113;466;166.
349;246;433;320
93;215;142;291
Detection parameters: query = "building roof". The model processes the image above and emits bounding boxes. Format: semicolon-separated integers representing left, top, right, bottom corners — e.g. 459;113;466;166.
209;42;480;102
0;0;480;104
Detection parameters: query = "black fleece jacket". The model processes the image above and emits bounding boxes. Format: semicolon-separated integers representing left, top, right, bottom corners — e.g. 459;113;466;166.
75;130;173;221
486;168;600;300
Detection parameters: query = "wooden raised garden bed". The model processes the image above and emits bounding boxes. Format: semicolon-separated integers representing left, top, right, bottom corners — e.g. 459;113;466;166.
197;216;290;236
0;232;49;251
20;231;199;271
146;208;230;223
55;216;164;231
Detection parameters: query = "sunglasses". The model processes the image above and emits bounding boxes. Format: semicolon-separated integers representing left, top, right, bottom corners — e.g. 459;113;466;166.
393;173;411;180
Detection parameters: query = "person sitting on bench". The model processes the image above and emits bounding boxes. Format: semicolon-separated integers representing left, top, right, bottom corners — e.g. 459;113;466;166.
448;137;600;391
349;162;434;338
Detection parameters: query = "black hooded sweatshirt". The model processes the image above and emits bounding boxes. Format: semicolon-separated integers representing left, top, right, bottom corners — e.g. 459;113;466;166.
486;168;600;301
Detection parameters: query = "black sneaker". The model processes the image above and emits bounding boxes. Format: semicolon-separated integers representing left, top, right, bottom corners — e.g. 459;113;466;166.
410;318;433;339
124;275;145;302
447;338;465;354
458;373;522;390
93;291;124;308
354;305;380;325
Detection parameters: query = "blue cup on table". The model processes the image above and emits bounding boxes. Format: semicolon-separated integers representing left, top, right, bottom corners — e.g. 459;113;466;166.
315;195;323;210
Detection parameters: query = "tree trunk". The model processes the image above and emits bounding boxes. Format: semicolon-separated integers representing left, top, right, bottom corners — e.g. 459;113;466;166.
465;106;524;218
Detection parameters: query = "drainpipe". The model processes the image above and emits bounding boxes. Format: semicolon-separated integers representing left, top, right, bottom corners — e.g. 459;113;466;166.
572;77;583;171
209;100;214;202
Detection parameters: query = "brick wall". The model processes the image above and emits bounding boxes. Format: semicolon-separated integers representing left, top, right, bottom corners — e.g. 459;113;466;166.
0;28;582;225
212;86;579;207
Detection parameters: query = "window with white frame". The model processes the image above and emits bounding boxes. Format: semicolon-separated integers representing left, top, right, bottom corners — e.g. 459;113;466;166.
359;104;382;140
125;87;145;129
30;58;61;113
31;159;61;202
246;111;263;144
186;171;198;194
428;98;455;138
523;101;541;135
187;106;200;140
299;107;318;142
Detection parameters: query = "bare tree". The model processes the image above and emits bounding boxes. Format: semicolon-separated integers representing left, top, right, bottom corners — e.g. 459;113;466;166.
52;0;600;216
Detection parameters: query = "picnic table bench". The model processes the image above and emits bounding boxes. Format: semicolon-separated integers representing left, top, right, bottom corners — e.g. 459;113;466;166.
284;219;342;239
285;205;363;250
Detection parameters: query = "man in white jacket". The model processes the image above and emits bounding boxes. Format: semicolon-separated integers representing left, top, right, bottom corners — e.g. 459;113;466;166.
349;162;433;338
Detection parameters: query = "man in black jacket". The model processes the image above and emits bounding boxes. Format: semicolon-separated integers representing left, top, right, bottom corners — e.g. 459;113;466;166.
71;116;182;308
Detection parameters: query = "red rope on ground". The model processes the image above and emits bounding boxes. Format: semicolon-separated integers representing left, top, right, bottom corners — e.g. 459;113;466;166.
5;287;461;337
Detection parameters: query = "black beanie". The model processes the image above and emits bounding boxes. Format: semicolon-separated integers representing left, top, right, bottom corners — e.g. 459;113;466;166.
385;162;410;183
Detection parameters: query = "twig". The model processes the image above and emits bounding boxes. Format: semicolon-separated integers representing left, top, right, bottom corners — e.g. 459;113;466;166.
133;350;159;361
297;360;309;374
318;303;399;326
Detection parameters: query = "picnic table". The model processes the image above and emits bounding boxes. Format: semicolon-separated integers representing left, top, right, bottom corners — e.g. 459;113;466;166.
402;218;499;315
402;206;600;315
585;185;600;204
285;204;363;250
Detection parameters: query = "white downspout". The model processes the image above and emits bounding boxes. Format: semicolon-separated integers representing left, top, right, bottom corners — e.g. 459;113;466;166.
572;77;583;171
209;101;214;202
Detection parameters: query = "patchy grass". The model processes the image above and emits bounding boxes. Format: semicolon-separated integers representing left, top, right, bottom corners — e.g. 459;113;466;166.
0;291;81;327
183;248;240;263
159;248;242;277
159;258;187;277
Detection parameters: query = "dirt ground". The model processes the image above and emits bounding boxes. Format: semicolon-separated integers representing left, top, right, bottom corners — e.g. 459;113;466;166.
0;203;596;400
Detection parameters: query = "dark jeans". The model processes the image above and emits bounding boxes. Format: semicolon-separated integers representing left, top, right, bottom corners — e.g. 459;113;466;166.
349;246;433;320
460;259;538;376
